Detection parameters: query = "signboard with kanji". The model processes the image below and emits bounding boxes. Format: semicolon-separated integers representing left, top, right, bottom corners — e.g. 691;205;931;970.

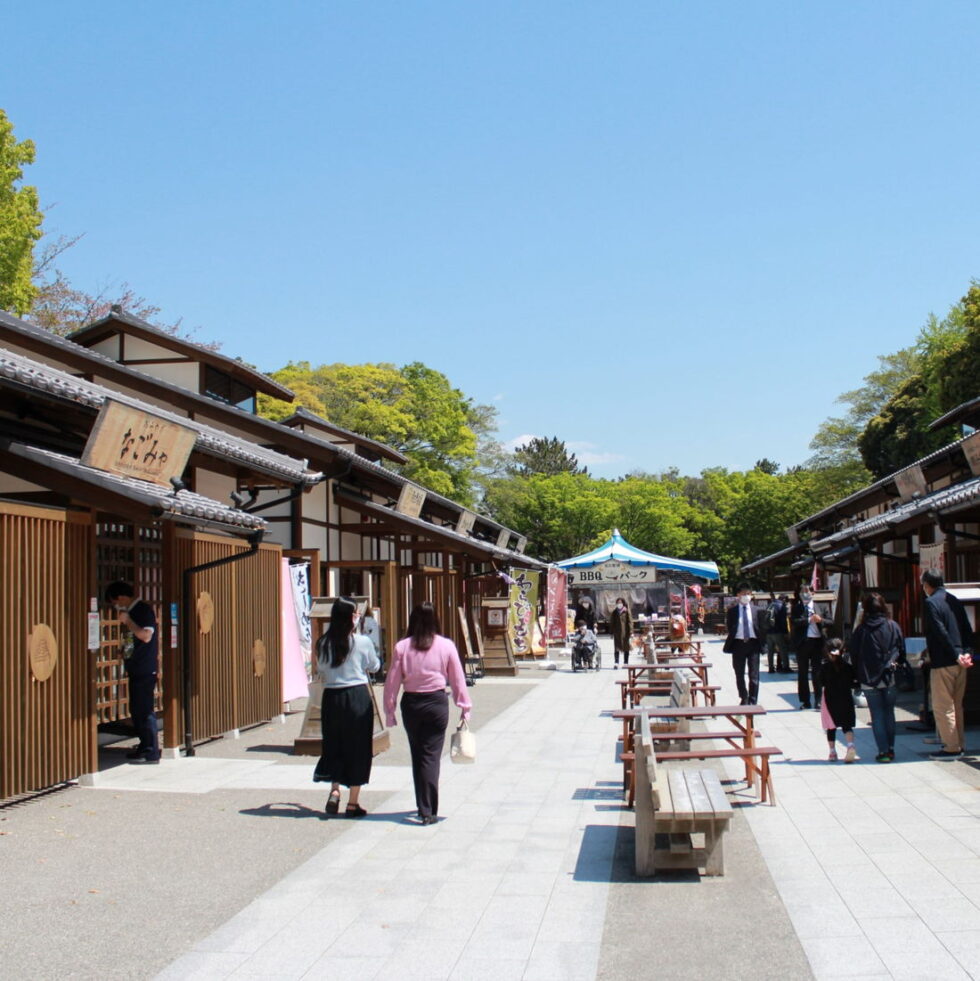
81;399;196;487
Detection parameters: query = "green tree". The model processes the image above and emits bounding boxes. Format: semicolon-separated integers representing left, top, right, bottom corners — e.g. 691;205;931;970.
0;110;43;315
258;360;485;503
938;282;980;412
512;436;586;476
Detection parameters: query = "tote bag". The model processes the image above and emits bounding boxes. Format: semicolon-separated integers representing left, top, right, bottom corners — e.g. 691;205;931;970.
450;719;476;764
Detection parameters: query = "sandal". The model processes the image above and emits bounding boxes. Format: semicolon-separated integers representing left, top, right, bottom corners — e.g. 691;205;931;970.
345;804;367;818
325;791;340;815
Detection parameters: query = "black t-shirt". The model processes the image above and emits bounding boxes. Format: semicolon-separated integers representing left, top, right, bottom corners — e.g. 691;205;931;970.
125;599;159;678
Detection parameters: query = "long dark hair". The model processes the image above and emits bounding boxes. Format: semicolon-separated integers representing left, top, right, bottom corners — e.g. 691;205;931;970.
319;597;357;668
406;602;440;651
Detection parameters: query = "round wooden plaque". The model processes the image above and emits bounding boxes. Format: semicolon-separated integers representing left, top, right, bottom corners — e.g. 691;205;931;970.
29;624;58;682
197;591;214;634
252;638;267;677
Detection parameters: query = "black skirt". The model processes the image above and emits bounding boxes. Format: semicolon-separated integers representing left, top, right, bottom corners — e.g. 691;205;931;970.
314;684;373;787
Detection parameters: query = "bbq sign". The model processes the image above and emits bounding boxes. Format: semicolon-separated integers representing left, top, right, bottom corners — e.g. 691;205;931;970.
565;560;654;587
82;399;196;487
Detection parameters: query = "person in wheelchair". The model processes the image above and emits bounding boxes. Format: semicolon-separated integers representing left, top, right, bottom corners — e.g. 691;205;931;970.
571;619;600;671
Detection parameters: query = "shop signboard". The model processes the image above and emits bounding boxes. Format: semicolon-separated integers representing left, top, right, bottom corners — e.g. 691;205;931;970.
396;484;426;518
515;536;528;554
894;464;927;502
566;559;655;587
508;569;539;656
963;431;980;477
81;398;196;487
545;567;567;642
496;528;511;549
455;509;476;536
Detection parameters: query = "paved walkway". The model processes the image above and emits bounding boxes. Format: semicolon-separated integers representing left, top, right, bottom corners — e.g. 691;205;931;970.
71;639;980;980
158;661;623;980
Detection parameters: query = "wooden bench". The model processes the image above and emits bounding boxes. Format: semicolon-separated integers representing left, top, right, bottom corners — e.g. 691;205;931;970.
634;708;733;876
654;746;781;805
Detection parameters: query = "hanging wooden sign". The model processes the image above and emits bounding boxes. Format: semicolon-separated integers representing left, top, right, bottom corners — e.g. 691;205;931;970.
396;483;426;518
29;623;58;681
894;464;927;502
455;510;476;536
81;398;196;487
963;431;980;477
496;528;511;549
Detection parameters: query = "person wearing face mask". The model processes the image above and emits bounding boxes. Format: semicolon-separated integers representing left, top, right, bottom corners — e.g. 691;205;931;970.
791;584;829;710
610;596;633;667
723;584;768;705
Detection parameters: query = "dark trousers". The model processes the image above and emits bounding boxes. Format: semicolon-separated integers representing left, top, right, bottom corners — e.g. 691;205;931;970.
614;642;630;665
129;673;159;758
796;638;824;707
402;690;449;818
731;640;760;704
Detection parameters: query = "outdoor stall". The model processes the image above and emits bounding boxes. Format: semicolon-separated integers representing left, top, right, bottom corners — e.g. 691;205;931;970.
556;529;720;633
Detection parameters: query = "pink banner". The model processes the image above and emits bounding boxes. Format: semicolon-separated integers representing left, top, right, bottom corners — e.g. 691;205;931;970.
546;567;568;642
281;558;310;702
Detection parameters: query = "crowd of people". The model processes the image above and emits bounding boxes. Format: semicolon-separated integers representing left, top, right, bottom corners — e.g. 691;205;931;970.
722;572;973;763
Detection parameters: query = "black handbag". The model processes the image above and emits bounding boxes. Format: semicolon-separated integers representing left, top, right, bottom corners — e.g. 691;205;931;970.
894;662;916;692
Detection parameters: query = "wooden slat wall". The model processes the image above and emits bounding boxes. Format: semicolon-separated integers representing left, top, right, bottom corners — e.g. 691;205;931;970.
1;503;96;799
171;531;282;745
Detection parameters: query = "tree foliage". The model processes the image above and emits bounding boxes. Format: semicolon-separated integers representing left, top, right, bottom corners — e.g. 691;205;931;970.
258;360;486;504
0;110;43;315
512;436;586;476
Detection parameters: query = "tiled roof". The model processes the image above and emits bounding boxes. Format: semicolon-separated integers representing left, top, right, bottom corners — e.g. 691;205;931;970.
811;474;980;549
0;348;321;487
2;442;267;533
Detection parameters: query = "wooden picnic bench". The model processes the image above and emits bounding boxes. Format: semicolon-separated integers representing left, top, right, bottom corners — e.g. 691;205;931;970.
615;702;780;805
634;707;733;876
617;663;717;709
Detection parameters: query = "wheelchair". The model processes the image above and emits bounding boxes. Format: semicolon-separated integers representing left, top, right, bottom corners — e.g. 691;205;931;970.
571;638;601;671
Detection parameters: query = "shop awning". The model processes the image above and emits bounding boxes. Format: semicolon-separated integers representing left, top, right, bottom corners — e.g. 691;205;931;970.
742;542;810;573
556;529;719;580
0;441;267;537
334;486;547;569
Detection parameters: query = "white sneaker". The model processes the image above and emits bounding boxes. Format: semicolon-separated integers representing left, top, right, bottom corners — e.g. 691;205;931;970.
844;745;856;763
827;750;838;761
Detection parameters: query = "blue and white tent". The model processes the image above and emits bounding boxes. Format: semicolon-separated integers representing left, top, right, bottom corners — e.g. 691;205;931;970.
556;529;720;582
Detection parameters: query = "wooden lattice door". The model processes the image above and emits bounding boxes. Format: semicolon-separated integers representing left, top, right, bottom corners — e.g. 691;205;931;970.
95;518;165;724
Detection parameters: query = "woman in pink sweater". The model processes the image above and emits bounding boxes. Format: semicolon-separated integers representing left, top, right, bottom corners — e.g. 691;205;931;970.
384;603;472;824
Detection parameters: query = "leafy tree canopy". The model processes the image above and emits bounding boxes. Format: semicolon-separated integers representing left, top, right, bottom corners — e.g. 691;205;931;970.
0;109;43;315
512;436;586;476
258;360;487;504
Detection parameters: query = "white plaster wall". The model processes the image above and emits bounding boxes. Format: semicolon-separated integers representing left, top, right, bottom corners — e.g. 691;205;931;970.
90;336;121;359
124;336;177;360
194;467;234;504
0;474;45;493
301;523;328;556
129;361;199;391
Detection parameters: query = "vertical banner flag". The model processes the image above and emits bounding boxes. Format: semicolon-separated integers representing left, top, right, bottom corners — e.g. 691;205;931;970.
546;567;568;642
508;570;539;656
288;561;313;677
281;559;311;702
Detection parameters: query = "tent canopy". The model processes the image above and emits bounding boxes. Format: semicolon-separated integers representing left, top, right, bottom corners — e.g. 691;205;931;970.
556;529;720;581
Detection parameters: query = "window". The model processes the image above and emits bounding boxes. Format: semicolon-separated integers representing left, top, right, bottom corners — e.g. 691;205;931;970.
203;365;256;412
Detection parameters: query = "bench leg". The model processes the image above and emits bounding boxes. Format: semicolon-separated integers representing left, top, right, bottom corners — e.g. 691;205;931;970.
704;825;725;876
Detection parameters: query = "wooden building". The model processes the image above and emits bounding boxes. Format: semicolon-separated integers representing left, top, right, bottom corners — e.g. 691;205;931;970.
0;307;541;798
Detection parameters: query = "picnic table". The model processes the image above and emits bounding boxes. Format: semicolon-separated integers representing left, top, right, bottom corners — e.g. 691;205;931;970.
613;704;779;804
617;662;716;709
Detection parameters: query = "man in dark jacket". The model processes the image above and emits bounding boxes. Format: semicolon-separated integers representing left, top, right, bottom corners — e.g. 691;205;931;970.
723;584;768;705
106;581;160;764
764;593;790;673
791;585;831;710
922;570;974;759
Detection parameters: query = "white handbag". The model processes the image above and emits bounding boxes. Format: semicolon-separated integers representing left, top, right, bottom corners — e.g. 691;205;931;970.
450;719;476;764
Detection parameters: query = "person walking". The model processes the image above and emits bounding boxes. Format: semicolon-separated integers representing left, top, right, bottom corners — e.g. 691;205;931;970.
105;581;161;764
819;638;858;762
314;597;381;817
384;602;472;824
723;584;767;705
850;592;906;763
921;570;974;759
791;585;830;710
765;593;791;673
610;597;632;667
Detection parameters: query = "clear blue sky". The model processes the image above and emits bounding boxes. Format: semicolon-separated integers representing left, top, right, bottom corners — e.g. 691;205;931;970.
4;1;980;478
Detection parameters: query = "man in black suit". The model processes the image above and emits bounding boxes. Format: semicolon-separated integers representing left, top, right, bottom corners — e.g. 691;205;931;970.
723;583;768;705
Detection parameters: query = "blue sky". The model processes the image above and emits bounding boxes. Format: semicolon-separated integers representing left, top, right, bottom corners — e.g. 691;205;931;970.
4;1;980;477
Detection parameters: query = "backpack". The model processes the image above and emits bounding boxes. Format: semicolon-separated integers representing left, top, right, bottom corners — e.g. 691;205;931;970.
764;602;779;631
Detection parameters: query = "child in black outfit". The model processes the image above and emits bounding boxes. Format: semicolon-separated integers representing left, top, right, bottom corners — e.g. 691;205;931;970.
819;637;858;762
